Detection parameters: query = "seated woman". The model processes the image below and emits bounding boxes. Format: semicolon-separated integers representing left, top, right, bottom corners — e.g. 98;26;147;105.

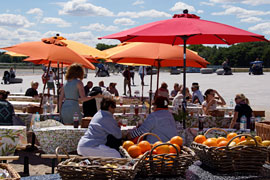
172;86;192;106
25;81;39;97
202;89;226;115
107;82;119;97
127;96;177;143
77;98;122;158
0;90;14;125
154;82;169;101
230;94;253;129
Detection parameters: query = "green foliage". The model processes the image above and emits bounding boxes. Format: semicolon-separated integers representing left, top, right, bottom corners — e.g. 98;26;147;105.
173;109;188;123
96;43;117;51
0;53;27;63
188;42;270;67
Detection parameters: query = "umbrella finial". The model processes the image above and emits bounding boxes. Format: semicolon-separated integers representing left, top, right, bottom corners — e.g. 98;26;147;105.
183;9;188;14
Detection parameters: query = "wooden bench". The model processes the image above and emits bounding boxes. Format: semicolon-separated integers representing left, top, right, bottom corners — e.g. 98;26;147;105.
0;156;29;176
41;154;77;174
253;110;265;117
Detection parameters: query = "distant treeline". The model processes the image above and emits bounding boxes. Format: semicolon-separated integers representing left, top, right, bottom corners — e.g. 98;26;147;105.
1;41;269;67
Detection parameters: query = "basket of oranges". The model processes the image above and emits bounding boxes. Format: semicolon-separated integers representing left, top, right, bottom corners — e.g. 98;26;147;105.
191;128;270;173
120;133;195;178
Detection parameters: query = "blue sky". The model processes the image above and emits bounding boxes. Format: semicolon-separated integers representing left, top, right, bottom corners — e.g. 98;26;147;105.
0;0;269;48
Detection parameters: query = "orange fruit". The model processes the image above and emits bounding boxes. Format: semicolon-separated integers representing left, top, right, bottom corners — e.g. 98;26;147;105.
217;140;228;147
128;145;142;158
122;140;134;150
240;136;246;142
156;144;170;154
232;138;240;144
138;140;151;153
217;137;227;145
227;133;237;140
203;139;218;147
136;154;144;159
169;144;181;153
170;136;183;146
194;135;207;144
153;141;163;148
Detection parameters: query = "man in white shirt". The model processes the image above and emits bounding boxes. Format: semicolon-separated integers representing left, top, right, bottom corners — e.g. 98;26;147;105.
47;70;56;96
191;82;204;105
138;66;147;86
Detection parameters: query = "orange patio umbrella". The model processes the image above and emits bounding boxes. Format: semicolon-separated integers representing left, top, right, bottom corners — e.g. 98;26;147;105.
105;42;209;68
105;42;209;110
1;37;95;109
1;38;95;70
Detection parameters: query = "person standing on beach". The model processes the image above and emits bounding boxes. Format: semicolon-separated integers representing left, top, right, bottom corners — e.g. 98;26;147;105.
123;66;132;97
138;66;147;86
47;70;56;97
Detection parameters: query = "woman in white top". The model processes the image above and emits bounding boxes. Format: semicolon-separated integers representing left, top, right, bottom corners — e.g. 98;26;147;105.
202;89;226;115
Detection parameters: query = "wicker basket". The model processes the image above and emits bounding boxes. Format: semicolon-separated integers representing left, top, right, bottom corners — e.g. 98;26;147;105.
56;147;143;180
0;164;20;180
256;121;270;141
191;128;270;173
121;133;195;178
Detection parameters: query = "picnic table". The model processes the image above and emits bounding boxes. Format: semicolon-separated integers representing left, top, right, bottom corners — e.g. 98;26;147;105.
7;95;35;102
10;101;40;110
33;125;136;154
0;126;27;156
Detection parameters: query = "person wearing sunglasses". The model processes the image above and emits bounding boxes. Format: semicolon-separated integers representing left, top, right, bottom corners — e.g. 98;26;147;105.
202;89;226;115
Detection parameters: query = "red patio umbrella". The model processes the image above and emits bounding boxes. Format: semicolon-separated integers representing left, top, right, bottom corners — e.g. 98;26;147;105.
100;9;269;129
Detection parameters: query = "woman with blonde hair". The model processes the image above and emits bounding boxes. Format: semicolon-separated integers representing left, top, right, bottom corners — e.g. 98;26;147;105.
59;63;102;124
229;94;253;129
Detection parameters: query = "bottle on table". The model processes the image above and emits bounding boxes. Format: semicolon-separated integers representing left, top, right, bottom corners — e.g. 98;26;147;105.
250;116;255;132
135;103;139;115
73;112;79;128
43;103;48;115
119;98;123;106
32;112;40;130
255;116;261;123
130;104;135;114
198;116;204;134
230;99;234;107
142;102;147;114
240;115;247;130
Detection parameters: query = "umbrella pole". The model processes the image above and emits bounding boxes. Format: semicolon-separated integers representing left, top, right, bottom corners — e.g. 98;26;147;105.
149;66;153;113
181;36;188;129
61;63;63;85
156;60;160;90
40;61;51;108
141;66;144;102
57;61;60;113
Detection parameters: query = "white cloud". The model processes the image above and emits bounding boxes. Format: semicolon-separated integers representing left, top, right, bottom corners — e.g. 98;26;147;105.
133;0;144;6
200;2;215;6
81;23;118;31
170;2;196;13
240;17;262;23
117;9;171;18
197;10;204;14
249;22;270;35
242;0;270;6
41;17;71;27
26;8;43;17
0;27;42;47
212;5;270;18
114;18;135;26
58;0;114;16
0;14;33;28
210;0;270;5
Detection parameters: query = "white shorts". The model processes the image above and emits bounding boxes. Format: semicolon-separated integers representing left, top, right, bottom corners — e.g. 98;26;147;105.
77;144;121;158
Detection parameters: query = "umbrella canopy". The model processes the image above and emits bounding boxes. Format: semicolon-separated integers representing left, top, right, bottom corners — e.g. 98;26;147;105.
100;10;268;129
1;38;95;70
60;39;105;63
100;12;268;45
105;42;209;68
